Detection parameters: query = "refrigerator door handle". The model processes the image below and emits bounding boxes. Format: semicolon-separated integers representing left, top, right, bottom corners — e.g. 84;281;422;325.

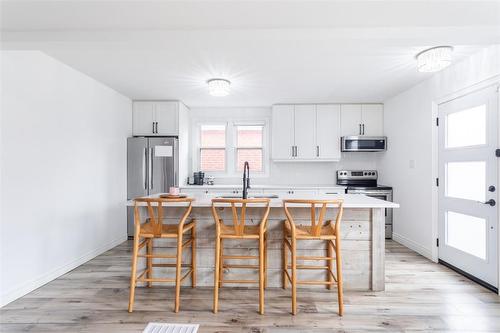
149;147;154;190
143;148;148;190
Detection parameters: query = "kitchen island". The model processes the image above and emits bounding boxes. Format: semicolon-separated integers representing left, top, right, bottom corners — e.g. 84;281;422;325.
127;193;398;291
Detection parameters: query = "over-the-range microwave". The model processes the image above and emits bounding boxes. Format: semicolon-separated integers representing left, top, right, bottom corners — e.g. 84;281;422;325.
341;136;387;152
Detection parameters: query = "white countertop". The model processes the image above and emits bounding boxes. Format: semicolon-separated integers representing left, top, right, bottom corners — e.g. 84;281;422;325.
180;184;346;189
127;193;399;209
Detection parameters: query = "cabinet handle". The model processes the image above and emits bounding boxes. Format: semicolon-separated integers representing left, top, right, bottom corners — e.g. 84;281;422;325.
359;124;362;135
155;122;158;133
291;146;294;157
295;146;298;157
152;122;155;134
316;145;320;157
362;124;365;135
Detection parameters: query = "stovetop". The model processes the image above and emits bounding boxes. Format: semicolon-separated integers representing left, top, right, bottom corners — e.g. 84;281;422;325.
346;185;392;191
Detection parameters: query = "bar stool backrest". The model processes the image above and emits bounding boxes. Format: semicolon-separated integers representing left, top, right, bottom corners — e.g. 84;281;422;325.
133;197;194;236
211;198;271;236
283;199;344;237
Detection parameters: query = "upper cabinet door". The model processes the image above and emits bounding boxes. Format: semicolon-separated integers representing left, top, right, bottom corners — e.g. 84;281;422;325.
272;105;295;160
340;104;362;136
361;104;384;136
133;101;155;135
155;102;179;135
316;104;341;160
294;105;316;159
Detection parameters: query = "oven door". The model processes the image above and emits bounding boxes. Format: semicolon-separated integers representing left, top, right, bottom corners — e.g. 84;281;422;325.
341;136;387;152
347;189;393;239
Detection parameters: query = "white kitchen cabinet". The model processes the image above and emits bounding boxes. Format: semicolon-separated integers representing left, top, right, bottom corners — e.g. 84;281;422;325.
155;102;178;135
263;189;317;197
340;104;362;137
133;101;156;136
316;105;341;160
272;104;341;161
271;105;295;159
133;101;182;136
340;104;384;136
294;105;316;159
361;104;384;136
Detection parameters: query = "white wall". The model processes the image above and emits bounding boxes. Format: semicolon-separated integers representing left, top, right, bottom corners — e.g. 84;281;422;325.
0;51;132;306
378;45;500;259
189;107;378;185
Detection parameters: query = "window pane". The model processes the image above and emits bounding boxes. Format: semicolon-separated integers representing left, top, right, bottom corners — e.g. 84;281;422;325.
200;149;225;171
201;125;226;147
446;105;486;148
237;149;263;172
446;211;486;260
237;125;263;147
446;161;485;201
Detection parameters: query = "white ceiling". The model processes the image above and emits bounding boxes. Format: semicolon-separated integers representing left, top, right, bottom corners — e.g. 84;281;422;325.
2;1;500;107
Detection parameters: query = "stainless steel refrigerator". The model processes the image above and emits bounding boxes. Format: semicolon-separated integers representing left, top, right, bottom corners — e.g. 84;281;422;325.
127;137;178;236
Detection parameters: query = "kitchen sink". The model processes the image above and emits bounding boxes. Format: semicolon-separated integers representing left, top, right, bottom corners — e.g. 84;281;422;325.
217;194;279;199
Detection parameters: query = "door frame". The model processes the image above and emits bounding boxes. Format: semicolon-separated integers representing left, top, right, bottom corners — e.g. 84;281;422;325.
431;75;500;294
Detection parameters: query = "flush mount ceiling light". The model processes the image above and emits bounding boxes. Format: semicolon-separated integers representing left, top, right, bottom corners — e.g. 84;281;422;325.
416;46;453;73
207;78;231;96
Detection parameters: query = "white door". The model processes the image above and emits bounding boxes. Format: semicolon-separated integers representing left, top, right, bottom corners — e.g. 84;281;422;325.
133;101;155;135
155;102;178;135
438;85;499;288
271;105;295;160
361;104;384;136
294;105;316;159
316;104;341;160
340;104;362;136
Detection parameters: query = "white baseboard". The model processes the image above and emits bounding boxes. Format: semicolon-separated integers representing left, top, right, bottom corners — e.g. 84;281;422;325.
392;232;433;260
0;235;127;308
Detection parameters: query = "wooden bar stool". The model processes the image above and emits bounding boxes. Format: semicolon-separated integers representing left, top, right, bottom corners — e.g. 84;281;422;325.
128;197;196;313
211;198;271;315
282;199;344;316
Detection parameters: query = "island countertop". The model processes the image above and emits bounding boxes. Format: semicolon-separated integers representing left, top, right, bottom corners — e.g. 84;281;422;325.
127;193;399;208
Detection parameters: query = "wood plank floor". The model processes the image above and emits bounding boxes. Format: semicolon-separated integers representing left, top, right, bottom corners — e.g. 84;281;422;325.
1;240;499;332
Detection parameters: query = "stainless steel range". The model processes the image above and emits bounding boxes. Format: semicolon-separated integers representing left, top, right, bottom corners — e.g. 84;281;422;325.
336;170;393;239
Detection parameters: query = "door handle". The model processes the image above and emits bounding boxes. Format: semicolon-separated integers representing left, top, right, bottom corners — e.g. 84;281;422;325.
481;199;496;206
143;148;148;190
149;147;154;189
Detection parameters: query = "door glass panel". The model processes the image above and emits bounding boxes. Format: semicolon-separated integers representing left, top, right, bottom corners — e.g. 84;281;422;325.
446;211;486;260
446;105;486;148
446;161;485;201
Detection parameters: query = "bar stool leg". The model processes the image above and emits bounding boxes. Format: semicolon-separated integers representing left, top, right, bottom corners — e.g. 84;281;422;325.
174;235;183;313
259;234;265;315
128;232;140;313
218;239;224;288
291;237;297;315
282;227;288;290
264;234;268;289
147;239;153;288
213;236;221;313
191;225;196;288
335;239;344;316
327;240;333;290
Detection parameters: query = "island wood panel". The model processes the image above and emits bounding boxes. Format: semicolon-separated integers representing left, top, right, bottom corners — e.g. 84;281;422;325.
133;207;383;290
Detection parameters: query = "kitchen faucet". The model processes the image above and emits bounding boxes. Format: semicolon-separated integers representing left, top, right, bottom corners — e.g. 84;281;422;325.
242;161;250;199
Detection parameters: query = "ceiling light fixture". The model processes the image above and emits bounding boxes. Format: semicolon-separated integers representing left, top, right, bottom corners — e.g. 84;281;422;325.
416;46;453;73
207;78;231;96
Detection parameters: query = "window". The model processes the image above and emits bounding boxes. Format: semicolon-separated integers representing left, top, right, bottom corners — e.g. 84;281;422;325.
236;125;264;172
199;124;226;172
195;120;268;176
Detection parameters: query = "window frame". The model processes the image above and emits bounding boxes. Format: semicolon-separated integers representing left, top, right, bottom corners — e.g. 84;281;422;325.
192;118;270;178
